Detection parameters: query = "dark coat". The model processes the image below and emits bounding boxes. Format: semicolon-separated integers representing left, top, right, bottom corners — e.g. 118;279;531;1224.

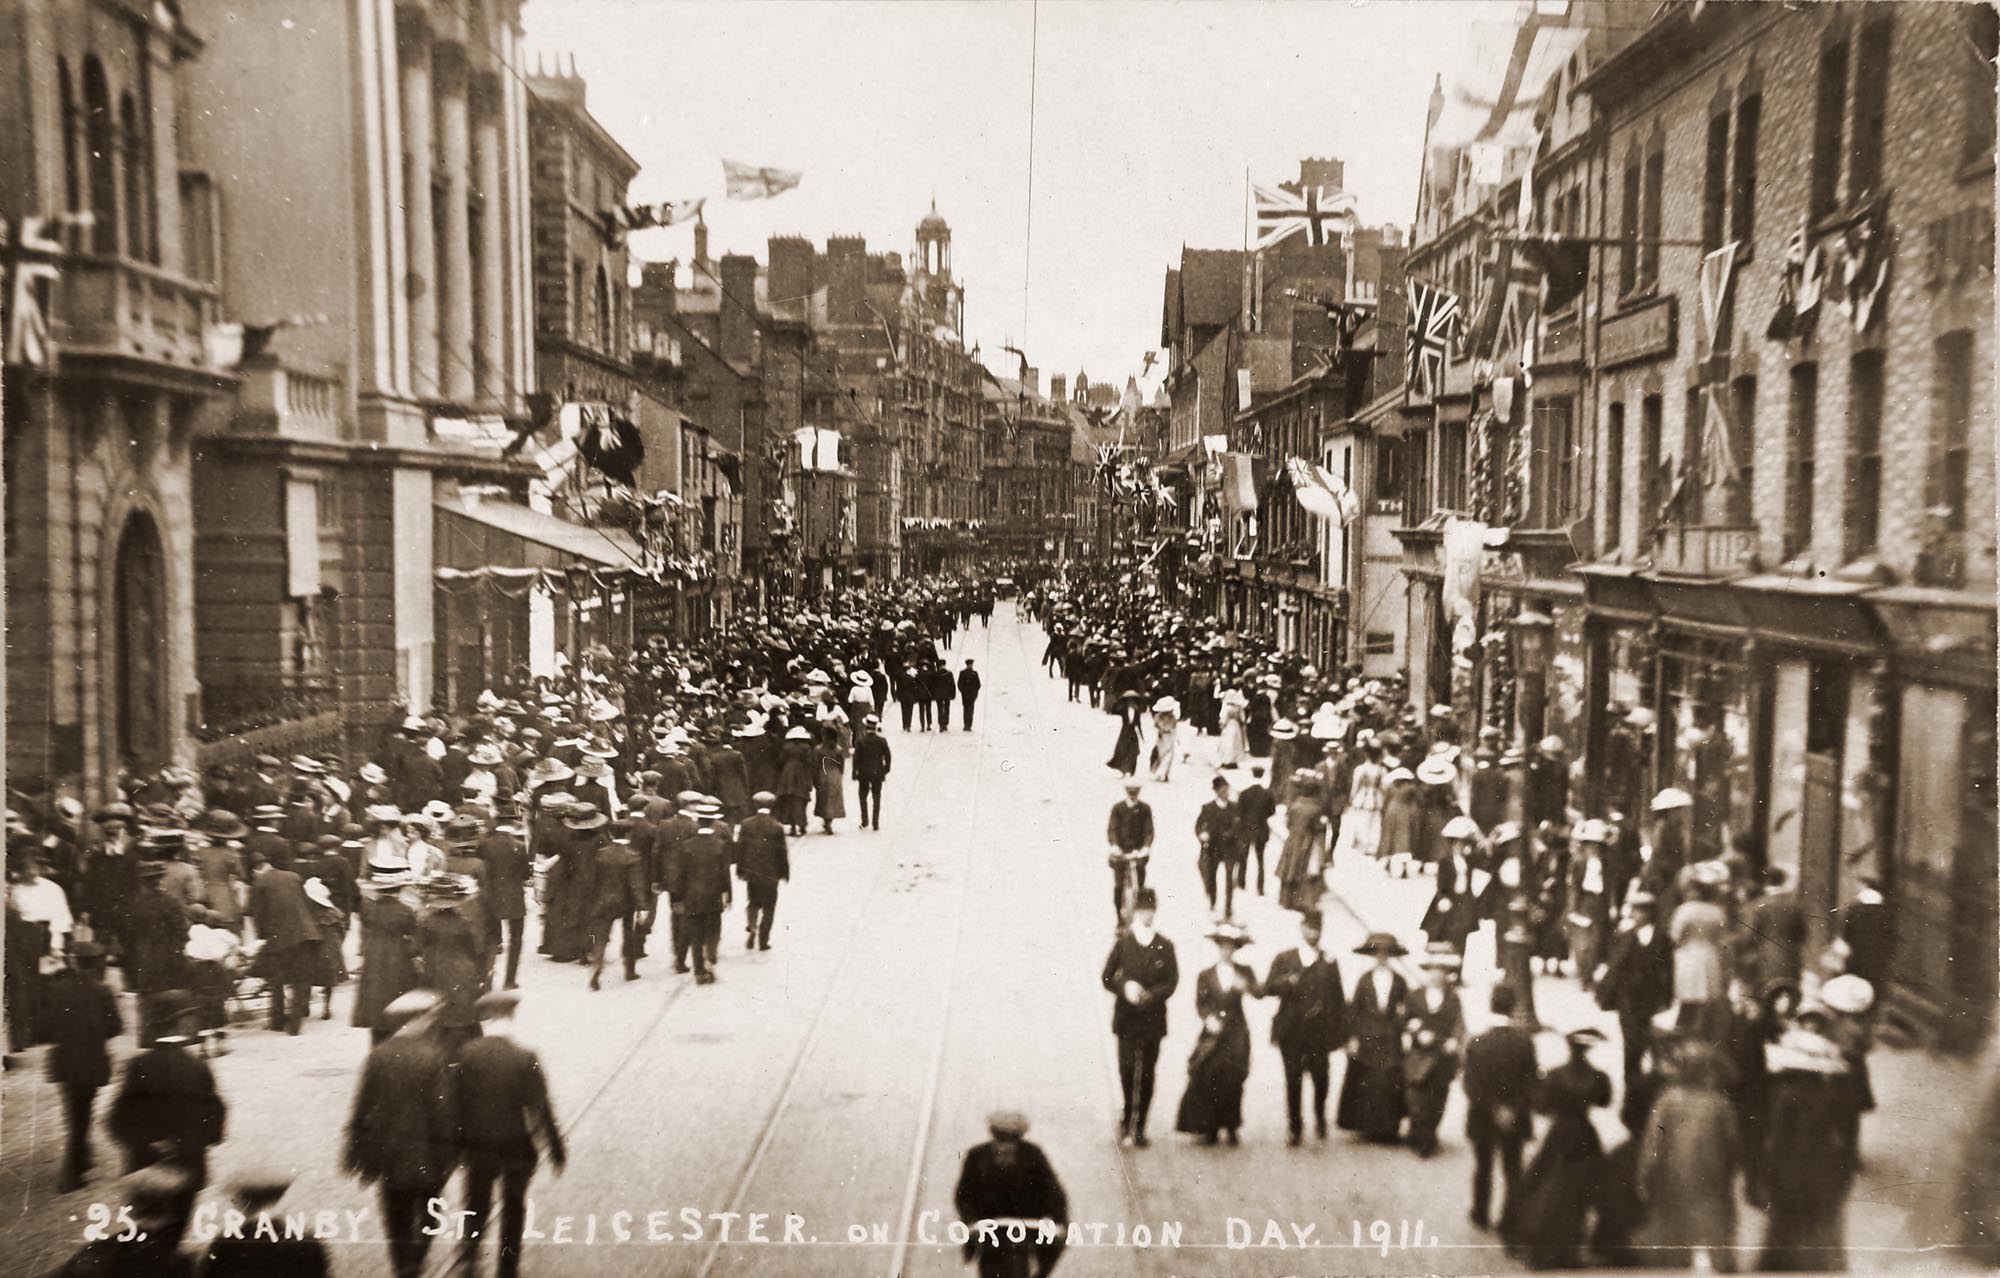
476;831;531;922
1100;931;1179;1041
651;814;695;897
344;1033;458;1189
108;1043;225;1166
924;667;956;704
42;971;122;1089
853;732;893;782
1595;924;1674;1020
251;867;320;951
587;842;647;921
776;742;817;798
957;668;982;699
1463;1019;1540;1143
1420;852;1492;949
1235;783;1276;837
1195;798;1240;857
678;830;733;912
303;852;358;918
121;889;188;995
735;814;790;886
455;1034;564;1172
1336;967;1410;1139
1265;949;1344;1052
708;746;751;813
952;1139;1068;1271
351;893;418;1030
1106;800;1154;853
1175;963;1258;1136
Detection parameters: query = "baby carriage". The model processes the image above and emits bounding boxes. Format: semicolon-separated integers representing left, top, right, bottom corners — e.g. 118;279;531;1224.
182;907;261;1053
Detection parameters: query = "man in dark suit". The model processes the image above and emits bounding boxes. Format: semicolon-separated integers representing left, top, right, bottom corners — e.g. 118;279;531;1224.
897;665;928;732
652;793;698;974
1099;888;1178;1147
43;942;122;1191
957;659;982;730
926;663;957;731
455;992;565;1278
586;819;649;990
344;990;458;1278
478;818;532;990
1594;892;1674;1090
678;802;734;984
107;993;224;1246
954;1111;1068;1277
1461;983;1539;1229
1265;911;1345;1145
736;792;789;951
1195;776;1242;917
853;716;893;831
250;846;320;1035
1105;782;1155;922
1235;764;1277;896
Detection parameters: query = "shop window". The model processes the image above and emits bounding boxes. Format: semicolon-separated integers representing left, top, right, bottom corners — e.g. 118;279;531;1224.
1604;400;1625;555
1811;36;1850;220
1844;349;1884;560
1849;13;1893;202
1731;95;1761;247
1726;375;1757;526
1703;111;1730;253
1404;430;1430;523
1784;364;1817;560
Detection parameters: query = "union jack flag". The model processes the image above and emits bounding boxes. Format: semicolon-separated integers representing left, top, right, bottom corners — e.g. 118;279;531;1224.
1254;184;1359;251
1405;279;1463;397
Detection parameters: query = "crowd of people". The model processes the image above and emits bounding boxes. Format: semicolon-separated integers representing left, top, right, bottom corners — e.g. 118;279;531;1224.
4;572;1004;1277
1033;566;1934;1273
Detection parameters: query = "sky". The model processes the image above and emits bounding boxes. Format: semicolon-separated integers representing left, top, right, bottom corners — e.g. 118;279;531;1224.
521;0;1521;399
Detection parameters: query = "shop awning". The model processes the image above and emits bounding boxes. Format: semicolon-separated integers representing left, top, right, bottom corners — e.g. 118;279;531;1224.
435;495;642;571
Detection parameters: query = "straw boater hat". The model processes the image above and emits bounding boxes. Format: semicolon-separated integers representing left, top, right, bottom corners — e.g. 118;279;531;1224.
420;800;456;825
1441;814;1483;841
527;758;574;786
786;725;812;740
468;743;504;767
1268;719;1299;740
850;671;873;687
1152;696;1180;715
303;877;335;910
1416;755;1458;786
1650;786;1694;812
537;791;575;811
579;738;619;760
1206;919;1252;948
199;809;249;841
1821;974;1875;1016
1354;932;1407;958
358;762;389;785
1419;941;1463;971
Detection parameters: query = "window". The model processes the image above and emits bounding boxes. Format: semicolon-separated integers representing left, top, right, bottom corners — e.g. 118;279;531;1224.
1604;400;1626;554
1703;112;1730;252
1843;350;1885;559
1962;7;1998;170
1811;37;1850;220
1535;396;1577;525
120;94;150;262
1640;394;1663;542
1619;156;1641;294
1405;430;1430;523
82;57;116;254
1731;96;1761;248
1363;631;1396;657
1436;419;1467;512
57;59;78;215
1784;364;1818;559
1932;332;1975;532
1726;375;1756;526
1849;14;1893;202
1374;435;1403;504
1683;386;1706;526
1640;148;1665;286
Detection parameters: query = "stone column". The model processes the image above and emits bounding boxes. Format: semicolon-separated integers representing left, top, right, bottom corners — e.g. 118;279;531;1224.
436;42;474;405
471;72;508;409
399;13;438;399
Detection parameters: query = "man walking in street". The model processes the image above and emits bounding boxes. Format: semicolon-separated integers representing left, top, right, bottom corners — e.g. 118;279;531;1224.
1594;891;1673;1092
1105;782;1154;922
927;661;957;731
1235;764;1276;896
654;792;699;973
853;716;892;831
107;993;225;1247
1461;982;1539;1231
954;1111;1069;1278
456;991;566;1278
737;792;789;952
249;844;320;1035
957;658;982;731
478;816;532;990
679;801;733;984
586;818;649;990
43;942;121;1191
345;990;458;1278
1265;910;1345;1146
1099;888;1177;1148
1194;776;1239;917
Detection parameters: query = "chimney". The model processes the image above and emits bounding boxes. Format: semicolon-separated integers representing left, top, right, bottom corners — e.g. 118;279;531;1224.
718;253;758;370
1300;157;1346;191
1050;373;1067;404
1022;366;1040;398
693;217;710;273
768;236;816;312
636;260;678;320
826;235;867;325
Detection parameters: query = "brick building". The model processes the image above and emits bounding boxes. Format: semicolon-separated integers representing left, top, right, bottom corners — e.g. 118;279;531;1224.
980;367;1072;561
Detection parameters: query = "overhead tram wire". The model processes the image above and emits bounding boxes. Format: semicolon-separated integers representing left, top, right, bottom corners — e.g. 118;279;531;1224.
1020;0;1039;349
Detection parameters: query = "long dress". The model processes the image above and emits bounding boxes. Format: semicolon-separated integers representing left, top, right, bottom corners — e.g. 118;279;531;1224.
350;891;417;1030
1503;1057;1612;1268
814;744;848;821
1246;692;1274;757
1108;700;1144;775
1275;797;1328;913
1337;761;1386;858
1215;699;1248;769
777;742;816;830
1148;711;1179;781
1636;1082;1740;1269
1403;984;1464;1154
1175;962;1257;1139
1378;784;1421;863
1337;966;1410;1140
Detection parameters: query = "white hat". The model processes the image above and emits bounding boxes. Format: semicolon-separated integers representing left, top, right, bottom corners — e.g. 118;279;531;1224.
1650;787;1694;812
303;877;335;910
1442;814;1482;841
1152;696;1179;715
1820;973;1875;1015
851;671;873;686
786;725;812;740
1416;756;1457;786
1573;818;1611;843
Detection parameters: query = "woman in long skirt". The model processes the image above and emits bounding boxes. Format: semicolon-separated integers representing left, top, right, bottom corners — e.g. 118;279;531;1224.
350;880;418;1035
1337;933;1411;1141
1268;722;1301;804
1214;690;1249;769
1148;698;1180;782
1175;923;1259;1145
1377;766;1420;876
777;727;816;835
813;725;848;833
1336;742;1386;859
1503;1028;1613;1268
1108;691;1146;776
1245;682;1275;758
1403;946;1466;1156
1275;771;1328;912
304;878;349;1021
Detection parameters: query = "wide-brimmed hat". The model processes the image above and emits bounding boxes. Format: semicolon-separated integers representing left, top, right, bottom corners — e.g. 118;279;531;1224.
850;671;873;686
1268;719;1299;740
357;762;389;785
1416;756;1457;786
420;800;456;824
686;800;724;821
1441;814;1482;841
289;755;324;775
467;743;504;767
1573;818;1610;843
562;804;608;831
1354;932;1407;958
249;804;287;824
363;803;403;825
786;726;812;740
303;877;335;910
1384;767;1415;785
575;759;612;780
1565;1026;1608;1047
528;758;574;785
1152;696;1180;715
199;810;249;840
579;739;619;760
587;699;621;723
1650;786;1694;812
1206;919;1252;947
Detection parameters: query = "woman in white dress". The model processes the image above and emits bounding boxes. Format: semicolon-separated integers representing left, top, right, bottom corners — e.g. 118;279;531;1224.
1149;698;1181;781
1215;689;1249;769
1336;738;1387;859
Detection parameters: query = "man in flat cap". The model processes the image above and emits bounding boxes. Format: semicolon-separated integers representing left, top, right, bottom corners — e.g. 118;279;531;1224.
106;992;224;1244
455;991;566;1278
345;990;457;1278
736;793;789;952
678;802;733;984
953;1110;1068;1277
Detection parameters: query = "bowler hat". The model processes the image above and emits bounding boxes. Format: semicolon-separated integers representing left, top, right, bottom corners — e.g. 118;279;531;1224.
1354;932;1407;958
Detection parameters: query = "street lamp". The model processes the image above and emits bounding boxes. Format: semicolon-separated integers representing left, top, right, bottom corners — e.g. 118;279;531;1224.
1490;818;1540;1029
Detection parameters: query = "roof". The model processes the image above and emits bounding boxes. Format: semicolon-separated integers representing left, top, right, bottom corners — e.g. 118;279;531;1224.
435;494;641;570
1349;387;1405;432
1160;268;1181;347
1178;249;1245;330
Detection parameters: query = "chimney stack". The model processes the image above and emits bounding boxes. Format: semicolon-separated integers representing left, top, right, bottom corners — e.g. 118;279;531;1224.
718;253;758;370
1050;373;1067;404
693;217;710;273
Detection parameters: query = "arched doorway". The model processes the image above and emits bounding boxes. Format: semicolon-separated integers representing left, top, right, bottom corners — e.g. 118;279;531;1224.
113;511;169;771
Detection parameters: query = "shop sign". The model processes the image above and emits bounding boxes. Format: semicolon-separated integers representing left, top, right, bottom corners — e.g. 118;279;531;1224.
1599;294;1677;368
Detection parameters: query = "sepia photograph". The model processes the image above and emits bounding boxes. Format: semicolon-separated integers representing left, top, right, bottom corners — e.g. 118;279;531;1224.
0;0;1996;1274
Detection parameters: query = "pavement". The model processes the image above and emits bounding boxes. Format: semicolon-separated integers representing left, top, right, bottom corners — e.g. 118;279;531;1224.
0;603;1981;1277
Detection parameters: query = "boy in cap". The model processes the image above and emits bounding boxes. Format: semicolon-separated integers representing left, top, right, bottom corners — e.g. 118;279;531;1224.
456;991;566;1278
107;993;224;1244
